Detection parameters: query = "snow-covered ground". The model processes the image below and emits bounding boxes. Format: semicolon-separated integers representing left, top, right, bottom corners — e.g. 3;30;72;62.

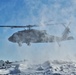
0;60;76;75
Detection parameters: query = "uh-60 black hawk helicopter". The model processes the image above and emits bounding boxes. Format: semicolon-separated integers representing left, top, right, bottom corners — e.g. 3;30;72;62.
0;23;74;46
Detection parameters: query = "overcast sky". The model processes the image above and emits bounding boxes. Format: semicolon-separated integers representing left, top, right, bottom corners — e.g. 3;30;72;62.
0;0;76;63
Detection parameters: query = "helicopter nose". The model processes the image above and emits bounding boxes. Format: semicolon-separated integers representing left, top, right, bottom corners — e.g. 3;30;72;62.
8;35;17;43
8;36;12;42
8;36;16;42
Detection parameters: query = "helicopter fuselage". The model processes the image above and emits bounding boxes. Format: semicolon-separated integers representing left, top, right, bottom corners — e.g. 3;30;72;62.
8;29;53;46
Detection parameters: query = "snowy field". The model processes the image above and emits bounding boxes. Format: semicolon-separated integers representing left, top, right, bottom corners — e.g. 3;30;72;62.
0;60;76;75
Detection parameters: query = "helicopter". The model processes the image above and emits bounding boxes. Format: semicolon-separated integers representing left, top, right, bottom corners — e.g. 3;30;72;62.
0;24;74;46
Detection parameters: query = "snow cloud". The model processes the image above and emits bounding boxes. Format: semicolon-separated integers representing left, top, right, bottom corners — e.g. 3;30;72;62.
0;0;76;63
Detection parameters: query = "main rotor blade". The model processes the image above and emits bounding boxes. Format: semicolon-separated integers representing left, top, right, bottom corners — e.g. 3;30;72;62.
0;25;38;28
46;23;66;26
